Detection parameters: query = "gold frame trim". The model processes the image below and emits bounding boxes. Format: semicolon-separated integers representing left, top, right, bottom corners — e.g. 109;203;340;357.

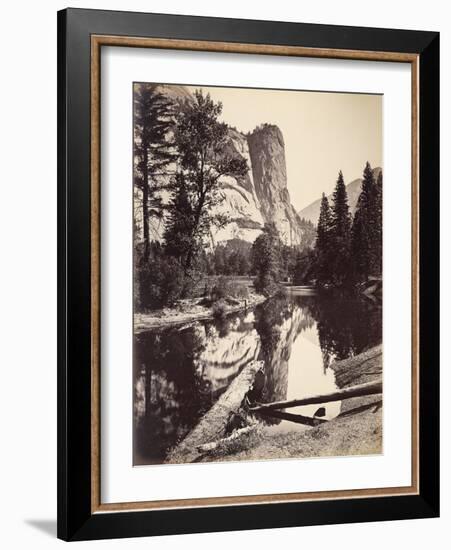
90;35;420;514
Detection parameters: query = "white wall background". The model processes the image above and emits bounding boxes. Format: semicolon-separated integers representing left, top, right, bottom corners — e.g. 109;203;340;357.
0;0;448;547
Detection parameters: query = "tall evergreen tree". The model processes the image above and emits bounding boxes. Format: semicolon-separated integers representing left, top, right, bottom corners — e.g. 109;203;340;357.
251;222;284;296
134;83;176;260
330;171;352;287
163;173;194;265
315;193;333;286
374;170;383;275
351;162;382;281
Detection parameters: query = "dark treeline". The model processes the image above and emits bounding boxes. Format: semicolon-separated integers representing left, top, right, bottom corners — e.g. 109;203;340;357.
206;239;252;276
293;163;383;290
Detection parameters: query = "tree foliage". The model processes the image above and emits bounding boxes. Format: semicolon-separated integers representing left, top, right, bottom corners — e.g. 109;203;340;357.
313;164;383;290
292;248;317;285
170;90;249;273
329;170;352;286
163;173;194;264
351;162;382;281
133;83;176;259
137;243;186;310
251;222;284;296
315;193;333;285
208;239;252;276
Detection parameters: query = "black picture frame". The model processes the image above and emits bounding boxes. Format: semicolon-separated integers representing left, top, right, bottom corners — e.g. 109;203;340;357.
57;7;439;541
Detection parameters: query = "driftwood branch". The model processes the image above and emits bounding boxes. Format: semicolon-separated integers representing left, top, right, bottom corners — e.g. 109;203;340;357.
249;380;382;413
196;425;258;454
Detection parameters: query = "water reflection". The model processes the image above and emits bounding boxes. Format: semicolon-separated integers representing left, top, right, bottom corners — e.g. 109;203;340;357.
134;292;382;465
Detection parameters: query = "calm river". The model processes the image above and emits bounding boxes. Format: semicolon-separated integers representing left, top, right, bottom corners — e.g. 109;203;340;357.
133;291;382;465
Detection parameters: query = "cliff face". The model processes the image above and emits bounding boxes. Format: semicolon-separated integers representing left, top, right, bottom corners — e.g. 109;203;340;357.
210;124;307;245
212;129;265;244
247;125;305;245
146;85;308;246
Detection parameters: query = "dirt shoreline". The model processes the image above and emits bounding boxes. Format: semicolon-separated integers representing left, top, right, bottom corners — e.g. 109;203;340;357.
134;292;266;332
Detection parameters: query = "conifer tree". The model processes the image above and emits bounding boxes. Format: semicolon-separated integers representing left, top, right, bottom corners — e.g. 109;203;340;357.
251;222;284;296
330;171;352;287
351;162;382;281
374;170;383;275
163;173;194;266
134;83;176;260
315;193;333;286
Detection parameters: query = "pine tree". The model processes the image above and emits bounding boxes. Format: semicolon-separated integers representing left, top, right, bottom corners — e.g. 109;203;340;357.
134;83;176;260
251;223;284;296
330;171;352;287
163;173;194;266
374;170;383;275
315;193;333;286
351;162;381;281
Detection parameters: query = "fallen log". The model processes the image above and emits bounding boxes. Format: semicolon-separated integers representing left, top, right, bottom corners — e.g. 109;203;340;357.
249;380;382;413
256;408;328;427
338;398;383;418
165;360;264;464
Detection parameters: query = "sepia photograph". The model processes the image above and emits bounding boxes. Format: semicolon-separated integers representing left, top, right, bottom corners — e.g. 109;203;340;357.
132;83;383;466
54;7;440;541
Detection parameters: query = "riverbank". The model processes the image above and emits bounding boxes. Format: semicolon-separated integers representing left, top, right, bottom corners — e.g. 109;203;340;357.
198;345;383;463
134;290;266;332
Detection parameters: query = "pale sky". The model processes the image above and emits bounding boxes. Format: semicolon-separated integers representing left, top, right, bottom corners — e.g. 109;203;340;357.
181;84;382;212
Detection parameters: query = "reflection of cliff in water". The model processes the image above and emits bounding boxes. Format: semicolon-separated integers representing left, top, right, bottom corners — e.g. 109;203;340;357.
194;312;261;396
133;292;381;465
134;312;261;464
253;294;315;412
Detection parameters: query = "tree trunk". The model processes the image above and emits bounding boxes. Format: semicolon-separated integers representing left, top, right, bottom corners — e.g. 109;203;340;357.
249;380;382;412
184;190;205;273
142;145;150;261
255;408;327;427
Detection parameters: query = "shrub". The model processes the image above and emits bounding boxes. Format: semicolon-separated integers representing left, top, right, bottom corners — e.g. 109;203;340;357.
227;281;249;300
254;272;280;297
211;276;249;302
212;299;228;320
138;255;186;310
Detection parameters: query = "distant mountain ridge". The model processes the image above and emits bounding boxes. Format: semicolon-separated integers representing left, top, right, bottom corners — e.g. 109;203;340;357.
298;167;382;225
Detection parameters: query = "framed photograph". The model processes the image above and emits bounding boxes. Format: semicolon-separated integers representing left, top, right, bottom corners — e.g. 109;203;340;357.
57;8;439;541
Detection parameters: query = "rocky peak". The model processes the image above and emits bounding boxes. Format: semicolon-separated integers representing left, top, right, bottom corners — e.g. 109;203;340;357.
247;124;305;245
145;86;310;247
